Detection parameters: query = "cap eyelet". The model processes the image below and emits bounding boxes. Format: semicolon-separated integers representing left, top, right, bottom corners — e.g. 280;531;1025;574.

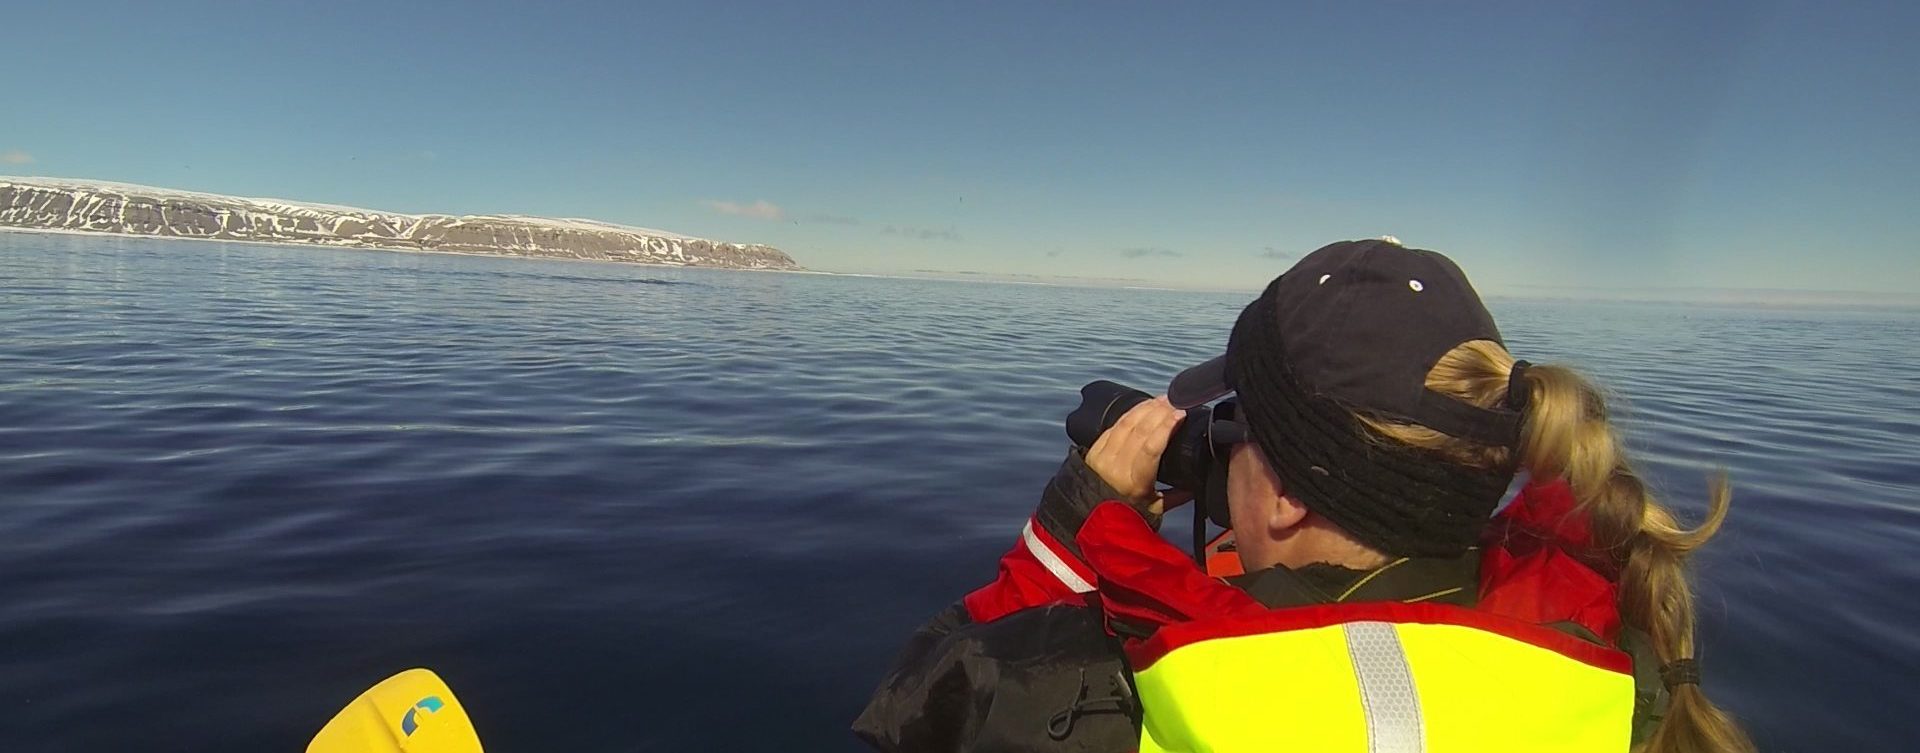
1408;279;1424;292
1319;274;1331;285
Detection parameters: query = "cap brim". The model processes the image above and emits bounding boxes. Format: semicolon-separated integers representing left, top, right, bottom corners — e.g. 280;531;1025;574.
1167;354;1232;409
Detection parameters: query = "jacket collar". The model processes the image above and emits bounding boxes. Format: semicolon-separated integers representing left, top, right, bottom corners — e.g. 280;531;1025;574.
1227;548;1480;609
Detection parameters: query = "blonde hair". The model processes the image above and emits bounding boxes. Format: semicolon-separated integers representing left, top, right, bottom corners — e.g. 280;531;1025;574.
1362;339;1755;753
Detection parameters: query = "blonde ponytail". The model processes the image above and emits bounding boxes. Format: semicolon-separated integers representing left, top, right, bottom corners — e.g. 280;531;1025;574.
1363;340;1755;753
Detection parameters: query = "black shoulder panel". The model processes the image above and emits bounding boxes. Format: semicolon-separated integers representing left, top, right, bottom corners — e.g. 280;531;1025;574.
854;603;1137;752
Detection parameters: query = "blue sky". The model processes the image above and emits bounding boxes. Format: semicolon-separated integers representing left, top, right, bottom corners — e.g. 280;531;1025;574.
4;1;1915;294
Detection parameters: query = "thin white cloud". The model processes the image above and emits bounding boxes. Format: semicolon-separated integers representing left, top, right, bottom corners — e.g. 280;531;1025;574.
1;150;34;165
806;213;862;226
702;199;785;221
882;225;962;242
1120;246;1182;259
1257;247;1295;261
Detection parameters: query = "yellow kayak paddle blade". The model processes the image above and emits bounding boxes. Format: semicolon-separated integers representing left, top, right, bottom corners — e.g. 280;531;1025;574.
309;668;483;753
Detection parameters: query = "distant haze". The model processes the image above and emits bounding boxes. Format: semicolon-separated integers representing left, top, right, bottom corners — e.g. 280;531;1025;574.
6;2;1915;298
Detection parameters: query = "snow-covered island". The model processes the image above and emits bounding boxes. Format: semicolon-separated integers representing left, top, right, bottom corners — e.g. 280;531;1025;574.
0;177;802;271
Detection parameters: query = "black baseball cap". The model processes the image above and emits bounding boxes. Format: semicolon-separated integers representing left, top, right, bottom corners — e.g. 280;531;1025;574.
1168;238;1518;447
1166;238;1522;557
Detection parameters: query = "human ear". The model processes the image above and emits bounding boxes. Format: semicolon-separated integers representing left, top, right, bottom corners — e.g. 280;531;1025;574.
1268;494;1310;538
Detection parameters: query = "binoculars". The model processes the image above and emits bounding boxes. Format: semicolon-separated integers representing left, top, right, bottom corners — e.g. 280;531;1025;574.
1065;380;1247;529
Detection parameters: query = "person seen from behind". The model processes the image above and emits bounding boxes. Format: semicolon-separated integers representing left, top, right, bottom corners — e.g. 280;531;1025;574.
854;239;1755;752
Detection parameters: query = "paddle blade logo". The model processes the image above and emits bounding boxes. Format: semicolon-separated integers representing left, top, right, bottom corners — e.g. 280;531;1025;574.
400;696;446;737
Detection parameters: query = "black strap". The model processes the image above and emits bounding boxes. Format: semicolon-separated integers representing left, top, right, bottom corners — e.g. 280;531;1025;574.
1505;361;1533;412
1408;389;1523;446
1659;658;1701;687
1193;495;1207;566
1047;668;1136;740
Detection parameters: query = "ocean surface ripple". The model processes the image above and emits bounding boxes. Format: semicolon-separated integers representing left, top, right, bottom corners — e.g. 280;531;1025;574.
2;233;1915;751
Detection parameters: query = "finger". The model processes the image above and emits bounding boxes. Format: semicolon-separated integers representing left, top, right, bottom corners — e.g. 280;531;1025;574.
1092;399;1160;447
1108;397;1168;439
1120;398;1179;441
1138;401;1187;457
1087;398;1184;502
1084;419;1137;481
1086;422;1116;458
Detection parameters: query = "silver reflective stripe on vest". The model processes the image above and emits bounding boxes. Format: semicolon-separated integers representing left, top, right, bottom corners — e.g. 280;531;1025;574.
1344;621;1424;753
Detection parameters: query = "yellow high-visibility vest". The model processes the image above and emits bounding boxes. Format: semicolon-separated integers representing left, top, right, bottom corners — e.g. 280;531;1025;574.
1130;601;1635;753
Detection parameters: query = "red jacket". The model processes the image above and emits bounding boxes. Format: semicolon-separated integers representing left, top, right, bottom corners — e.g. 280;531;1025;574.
966;479;1623;645
855;452;1653;753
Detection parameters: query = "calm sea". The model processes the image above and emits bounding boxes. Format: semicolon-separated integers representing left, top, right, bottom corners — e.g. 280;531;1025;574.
2;233;1916;752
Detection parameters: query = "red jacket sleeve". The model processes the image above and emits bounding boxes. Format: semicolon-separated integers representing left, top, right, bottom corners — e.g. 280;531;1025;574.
961;449;1257;629
960;514;1098;623
959;447;1126;623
